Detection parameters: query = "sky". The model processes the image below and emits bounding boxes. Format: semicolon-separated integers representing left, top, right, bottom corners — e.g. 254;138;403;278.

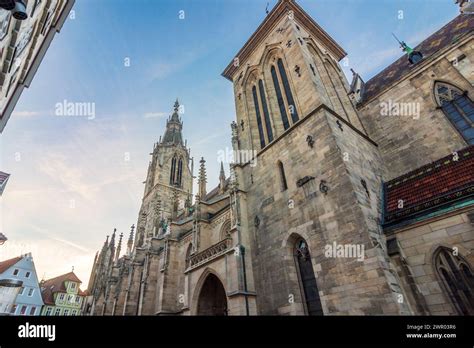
0;0;460;288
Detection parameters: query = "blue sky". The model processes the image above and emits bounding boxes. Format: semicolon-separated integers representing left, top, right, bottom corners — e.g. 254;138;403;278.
0;0;460;285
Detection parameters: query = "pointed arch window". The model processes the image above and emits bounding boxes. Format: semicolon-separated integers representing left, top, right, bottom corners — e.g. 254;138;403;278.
185;243;193;269
278;58;299;123
252;85;266;149
170;156;177;185
259;79;274;142
177;158;183;187
271;65;290;130
294;238;323;315
277;161;288;191
434;247;474;315
435;82;474;144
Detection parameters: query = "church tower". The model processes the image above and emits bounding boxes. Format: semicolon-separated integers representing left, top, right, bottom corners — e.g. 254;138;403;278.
223;0;409;315
135;100;193;248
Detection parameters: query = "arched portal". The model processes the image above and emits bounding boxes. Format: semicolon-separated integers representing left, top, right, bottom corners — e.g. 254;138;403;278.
294;238;323;315
196;274;228;316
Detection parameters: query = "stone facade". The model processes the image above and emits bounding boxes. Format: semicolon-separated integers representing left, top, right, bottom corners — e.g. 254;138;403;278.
357;32;474;180
0;0;75;133
85;0;474;316
386;210;474;315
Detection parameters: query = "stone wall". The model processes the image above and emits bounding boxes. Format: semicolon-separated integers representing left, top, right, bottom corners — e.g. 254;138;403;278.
387;210;474;315
239;106;405;315
357;36;474;181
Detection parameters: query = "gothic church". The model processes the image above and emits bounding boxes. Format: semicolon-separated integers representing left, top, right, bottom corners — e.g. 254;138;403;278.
85;0;474;315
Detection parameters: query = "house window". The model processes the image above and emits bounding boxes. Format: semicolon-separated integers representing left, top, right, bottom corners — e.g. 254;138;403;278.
72;309;77;316
67;295;73;303
435;247;474;315
258;79;274;142
54;308;61;316
14;24;34;61
0;11;11;41
25;271;31;278
294;238;323;315
271;65;290;130
13;269;19;276
41;0;58;36
45;307;52;316
28;288;34;297
18;287;25;295
29;306;36;315
20;305;27;315
75;296;81;304
9;304;17;314
277;161;288;191
30;0;42;17
63;309;70;316
59;293;65;301
277;59;299;123
70;282;76;290
434;82;474;144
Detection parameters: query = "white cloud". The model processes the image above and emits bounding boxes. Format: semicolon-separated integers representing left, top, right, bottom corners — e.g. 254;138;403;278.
12;111;40;117
143;112;168;119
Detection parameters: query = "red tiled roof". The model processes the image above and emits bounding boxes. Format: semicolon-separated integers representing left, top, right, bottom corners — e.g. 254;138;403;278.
0;256;22;274
79;289;89;296
362;14;474;104
40;271;83;305
383;145;474;225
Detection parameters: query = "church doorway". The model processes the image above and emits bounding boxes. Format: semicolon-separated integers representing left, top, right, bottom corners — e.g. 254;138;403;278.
294;238;324;315
196;274;228;315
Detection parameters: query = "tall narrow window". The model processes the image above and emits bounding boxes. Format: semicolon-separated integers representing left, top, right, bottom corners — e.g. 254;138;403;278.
278;161;288;191
278;58;299;123
271;65;290;130
177;158;183;187
435;82;474;144
435;247;474;315
252;85;266;149
294;238;323;315
185;243;193;269
170;157;177;185
258;80;274;142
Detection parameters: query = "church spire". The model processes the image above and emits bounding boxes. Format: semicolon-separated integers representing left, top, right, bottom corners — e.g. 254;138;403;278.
392;33;423;65
115;232;123;264
162;99;183;145
102;235;109;251
127;224;135;256
198;157;207;198
219;161;226;193
109;228;116;248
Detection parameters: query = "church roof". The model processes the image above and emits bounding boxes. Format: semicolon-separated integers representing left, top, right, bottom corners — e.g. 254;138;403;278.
204;177;231;201
222;0;346;81
162;127;183;145
362;14;474;105
161;101;184;146
383;145;474;227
